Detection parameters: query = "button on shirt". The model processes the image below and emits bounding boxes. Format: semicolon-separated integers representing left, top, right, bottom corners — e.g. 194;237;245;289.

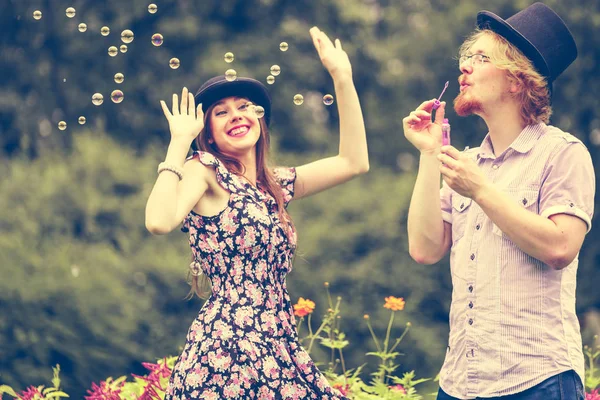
439;123;595;399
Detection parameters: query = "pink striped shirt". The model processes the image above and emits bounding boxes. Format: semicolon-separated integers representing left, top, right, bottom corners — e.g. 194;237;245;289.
439;123;595;399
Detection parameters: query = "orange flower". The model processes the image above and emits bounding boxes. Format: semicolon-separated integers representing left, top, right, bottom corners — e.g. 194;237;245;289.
384;296;405;311
293;297;316;317
333;383;350;396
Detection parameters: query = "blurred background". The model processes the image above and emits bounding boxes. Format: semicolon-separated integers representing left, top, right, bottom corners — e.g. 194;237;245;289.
1;0;599;397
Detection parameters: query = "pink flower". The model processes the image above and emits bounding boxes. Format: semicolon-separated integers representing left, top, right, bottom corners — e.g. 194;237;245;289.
18;386;43;400
390;384;407;394
587;389;600;400
131;359;173;400
84;380;123;400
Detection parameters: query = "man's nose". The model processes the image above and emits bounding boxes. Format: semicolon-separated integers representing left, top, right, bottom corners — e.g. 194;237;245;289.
459;62;473;75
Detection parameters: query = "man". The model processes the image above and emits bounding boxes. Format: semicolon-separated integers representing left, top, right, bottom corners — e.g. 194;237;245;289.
404;3;593;400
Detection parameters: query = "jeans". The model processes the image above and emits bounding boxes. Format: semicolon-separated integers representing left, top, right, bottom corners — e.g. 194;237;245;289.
436;370;585;400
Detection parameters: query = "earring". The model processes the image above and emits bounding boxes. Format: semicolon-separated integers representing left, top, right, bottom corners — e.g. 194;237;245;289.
208;138;214;144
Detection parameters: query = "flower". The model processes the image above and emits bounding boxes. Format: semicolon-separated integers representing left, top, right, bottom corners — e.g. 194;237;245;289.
84;379;123;400
332;382;350;396
390;384;407;394
18;386;44;400
384;296;405;311
587;389;600;400
293;297;316;317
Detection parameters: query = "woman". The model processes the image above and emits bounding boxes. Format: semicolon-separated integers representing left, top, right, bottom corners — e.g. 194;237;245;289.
145;26;368;399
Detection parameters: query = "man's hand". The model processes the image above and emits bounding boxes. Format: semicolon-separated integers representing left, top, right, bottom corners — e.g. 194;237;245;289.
438;145;489;200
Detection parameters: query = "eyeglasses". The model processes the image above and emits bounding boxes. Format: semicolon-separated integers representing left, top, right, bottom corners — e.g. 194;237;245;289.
459;53;491;67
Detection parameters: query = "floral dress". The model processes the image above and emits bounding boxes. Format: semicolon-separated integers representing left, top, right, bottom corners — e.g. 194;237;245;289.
165;151;347;400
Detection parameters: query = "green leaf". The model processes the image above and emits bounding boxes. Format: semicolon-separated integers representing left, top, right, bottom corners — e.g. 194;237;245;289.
47;391;70;398
42;387;56;394
319;338;349;349
0;385;19;397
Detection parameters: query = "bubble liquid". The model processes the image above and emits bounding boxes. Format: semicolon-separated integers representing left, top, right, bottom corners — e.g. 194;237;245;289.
442;118;451;146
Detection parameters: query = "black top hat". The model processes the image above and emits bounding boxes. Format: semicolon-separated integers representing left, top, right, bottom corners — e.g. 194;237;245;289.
476;2;577;84
194;75;272;126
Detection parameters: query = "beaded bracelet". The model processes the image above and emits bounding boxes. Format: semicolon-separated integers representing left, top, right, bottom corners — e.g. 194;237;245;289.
157;162;183;181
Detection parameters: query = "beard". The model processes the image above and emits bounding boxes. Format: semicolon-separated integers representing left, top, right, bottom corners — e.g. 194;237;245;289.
454;92;483;116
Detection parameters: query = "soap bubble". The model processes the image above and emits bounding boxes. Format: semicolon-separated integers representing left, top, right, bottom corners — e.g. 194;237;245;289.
120;45;127;53
270;65;281;76
33;10;42;20
92;93;104;106
279;42;289;52
590;129;600;146
151;33;163;46
293;94;304;105
266;75;275;85
114;73;124;83
101;26;110;36
78;23;87;32
323;94;334;106
65;7;76;18
169;58;180;69
148;4;158;14
108;46;118;57
224;52;234;63
58;121;67;130
111;90;124;104
225;69;237;82
396;152;416;172
254;106;265;118
78;116;86;125
121;29;134;43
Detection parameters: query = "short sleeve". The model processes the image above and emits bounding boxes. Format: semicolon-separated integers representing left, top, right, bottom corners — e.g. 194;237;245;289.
440;178;453;224
539;142;595;232
273;167;297;207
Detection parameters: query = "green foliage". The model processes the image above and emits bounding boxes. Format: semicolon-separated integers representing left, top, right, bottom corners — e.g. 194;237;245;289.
0;365;68;400
295;287;430;399
1;295;599;399
1;0;599;397
0;132;199;396
586;336;600;391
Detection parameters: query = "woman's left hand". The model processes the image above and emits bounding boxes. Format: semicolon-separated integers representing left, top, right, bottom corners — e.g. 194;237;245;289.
310;26;352;82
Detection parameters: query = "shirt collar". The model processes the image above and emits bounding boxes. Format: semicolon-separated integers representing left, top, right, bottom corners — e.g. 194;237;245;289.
477;123;546;160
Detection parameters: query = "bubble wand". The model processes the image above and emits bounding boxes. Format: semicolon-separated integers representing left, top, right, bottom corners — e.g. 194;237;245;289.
433;81;450;145
433;81;449;110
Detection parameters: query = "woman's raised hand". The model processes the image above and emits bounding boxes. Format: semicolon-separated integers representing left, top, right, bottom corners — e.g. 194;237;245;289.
310;26;352;82
160;87;204;143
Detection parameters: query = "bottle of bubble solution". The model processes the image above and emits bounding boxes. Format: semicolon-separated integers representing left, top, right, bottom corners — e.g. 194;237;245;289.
442;118;451;146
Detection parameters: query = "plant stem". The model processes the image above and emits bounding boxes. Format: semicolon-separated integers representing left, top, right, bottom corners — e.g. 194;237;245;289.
339;348;347;376
383;311;395;353
389;323;411;353
307;314;328;353
366;319;382;352
297;317;304;336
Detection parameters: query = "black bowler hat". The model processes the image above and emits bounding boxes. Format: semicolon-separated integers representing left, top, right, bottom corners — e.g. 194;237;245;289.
477;2;577;84
194;75;272;126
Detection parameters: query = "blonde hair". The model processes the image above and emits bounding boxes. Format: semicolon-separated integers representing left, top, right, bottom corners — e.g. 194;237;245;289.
185;102;296;300
459;29;552;124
